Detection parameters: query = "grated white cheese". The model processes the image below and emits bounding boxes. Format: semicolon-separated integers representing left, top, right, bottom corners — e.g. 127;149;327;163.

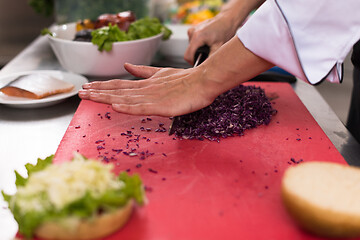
15;155;124;213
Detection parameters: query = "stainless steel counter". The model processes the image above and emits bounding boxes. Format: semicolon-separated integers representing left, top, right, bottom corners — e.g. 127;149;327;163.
0;35;359;239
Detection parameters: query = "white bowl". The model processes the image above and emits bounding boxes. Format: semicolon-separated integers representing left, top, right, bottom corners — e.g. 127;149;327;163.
47;23;163;77
159;24;190;62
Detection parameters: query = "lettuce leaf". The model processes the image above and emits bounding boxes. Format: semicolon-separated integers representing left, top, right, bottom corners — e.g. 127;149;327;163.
91;17;172;52
127;17;172;41
25;155;54;178
14;171;27;187
15;209;45;238
1;191;11;203
2;155;53;237
119;172;145;205
3;155;53;198
91;24;129;52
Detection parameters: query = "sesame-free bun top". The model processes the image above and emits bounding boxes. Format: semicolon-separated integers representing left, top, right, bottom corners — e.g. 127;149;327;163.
281;161;360;238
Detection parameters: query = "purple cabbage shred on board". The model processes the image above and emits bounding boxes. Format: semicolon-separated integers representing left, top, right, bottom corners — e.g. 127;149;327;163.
97;145;105;150
105;112;111;120
148;168;158;174
171;85;277;141
112;149;123;154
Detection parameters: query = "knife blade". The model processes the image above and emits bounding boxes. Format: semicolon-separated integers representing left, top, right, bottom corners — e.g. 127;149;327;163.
169;45;210;135
193;45;210;67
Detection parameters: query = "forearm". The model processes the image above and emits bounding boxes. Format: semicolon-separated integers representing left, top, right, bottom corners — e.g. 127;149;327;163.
219;0;265;34
199;36;274;98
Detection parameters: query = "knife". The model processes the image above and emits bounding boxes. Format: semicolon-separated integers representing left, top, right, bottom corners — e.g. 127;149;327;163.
169;45;210;135
193;45;210;67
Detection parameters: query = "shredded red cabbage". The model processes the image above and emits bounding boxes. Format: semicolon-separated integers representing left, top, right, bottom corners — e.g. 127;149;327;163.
171;85;277;141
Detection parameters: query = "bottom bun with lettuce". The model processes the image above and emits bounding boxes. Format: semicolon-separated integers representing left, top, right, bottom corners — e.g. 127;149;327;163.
2;153;145;239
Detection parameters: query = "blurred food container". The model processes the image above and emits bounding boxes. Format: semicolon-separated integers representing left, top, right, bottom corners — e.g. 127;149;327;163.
170;0;223;25
55;0;150;24
149;0;177;22
47;23;163;77
158;0;223;62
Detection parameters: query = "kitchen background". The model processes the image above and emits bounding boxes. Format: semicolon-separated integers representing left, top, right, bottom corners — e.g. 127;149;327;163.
0;0;354;127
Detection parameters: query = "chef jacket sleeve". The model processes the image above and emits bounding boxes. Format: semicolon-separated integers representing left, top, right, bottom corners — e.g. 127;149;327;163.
236;0;360;84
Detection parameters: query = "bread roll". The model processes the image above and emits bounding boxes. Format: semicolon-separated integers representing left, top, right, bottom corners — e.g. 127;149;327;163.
35;200;134;240
281;161;360;238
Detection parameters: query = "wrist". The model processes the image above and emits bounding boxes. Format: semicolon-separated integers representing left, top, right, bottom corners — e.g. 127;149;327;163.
198;55;238;101
200;37;274;97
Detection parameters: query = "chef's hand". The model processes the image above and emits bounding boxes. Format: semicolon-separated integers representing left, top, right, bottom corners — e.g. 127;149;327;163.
184;0;265;65
78;64;218;117
78;37;273;117
184;15;237;65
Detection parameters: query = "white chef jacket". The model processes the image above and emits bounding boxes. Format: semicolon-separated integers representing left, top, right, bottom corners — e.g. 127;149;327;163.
237;0;360;84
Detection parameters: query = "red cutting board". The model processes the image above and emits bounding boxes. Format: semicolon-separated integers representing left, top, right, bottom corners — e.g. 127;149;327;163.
54;82;351;240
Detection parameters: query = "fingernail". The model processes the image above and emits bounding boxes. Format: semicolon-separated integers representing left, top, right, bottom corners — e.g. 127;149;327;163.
82;83;91;89
78;90;88;98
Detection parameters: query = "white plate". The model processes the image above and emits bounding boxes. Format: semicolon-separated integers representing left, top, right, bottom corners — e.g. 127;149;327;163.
0;70;88;108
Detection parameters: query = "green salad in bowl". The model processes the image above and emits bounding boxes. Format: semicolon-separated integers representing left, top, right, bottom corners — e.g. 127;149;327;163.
43;12;172;77
90;17;172;52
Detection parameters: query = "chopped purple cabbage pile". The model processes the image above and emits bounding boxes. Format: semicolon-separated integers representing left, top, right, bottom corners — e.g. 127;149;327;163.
171;85;277;141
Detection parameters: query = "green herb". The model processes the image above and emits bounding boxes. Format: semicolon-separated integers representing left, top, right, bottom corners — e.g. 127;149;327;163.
41;28;54;37
91;17;172;52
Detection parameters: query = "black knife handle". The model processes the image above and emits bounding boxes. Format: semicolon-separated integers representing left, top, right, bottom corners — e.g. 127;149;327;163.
194;45;210;66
